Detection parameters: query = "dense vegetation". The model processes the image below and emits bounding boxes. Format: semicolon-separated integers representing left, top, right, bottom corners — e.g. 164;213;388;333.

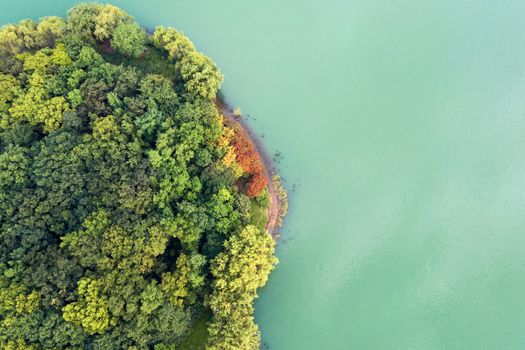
0;3;277;349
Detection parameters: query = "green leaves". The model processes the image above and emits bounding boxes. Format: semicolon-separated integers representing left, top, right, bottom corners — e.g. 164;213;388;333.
62;278;111;334
161;253;206;307
4;45;72;132
140;74;179;113
207;225;277;349
177;51;223;100
0;146;30;189
0;73;21;113
140;282;164;315
0;17;65;56
76;46;103;68
152;27;195;61
66;3;132;43
151;26;223;100
111;22;147;58
37;96;70;132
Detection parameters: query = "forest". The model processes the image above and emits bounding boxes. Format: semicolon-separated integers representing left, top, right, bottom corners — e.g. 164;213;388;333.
0;3;277;349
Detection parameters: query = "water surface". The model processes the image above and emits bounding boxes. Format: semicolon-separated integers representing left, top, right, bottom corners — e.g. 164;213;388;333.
3;0;525;348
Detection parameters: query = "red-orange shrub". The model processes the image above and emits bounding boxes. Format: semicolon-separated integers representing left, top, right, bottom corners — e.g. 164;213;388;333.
246;173;268;197
231;127;268;197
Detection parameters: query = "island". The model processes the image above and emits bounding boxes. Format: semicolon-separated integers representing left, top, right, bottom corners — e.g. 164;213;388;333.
0;3;287;349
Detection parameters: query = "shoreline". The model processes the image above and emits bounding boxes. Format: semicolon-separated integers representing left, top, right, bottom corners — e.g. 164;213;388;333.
104;29;285;238
216;98;284;239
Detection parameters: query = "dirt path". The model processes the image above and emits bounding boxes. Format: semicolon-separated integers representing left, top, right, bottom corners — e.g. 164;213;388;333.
216;100;281;238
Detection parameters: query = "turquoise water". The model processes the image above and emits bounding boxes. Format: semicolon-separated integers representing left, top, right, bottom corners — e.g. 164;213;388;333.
4;1;525;348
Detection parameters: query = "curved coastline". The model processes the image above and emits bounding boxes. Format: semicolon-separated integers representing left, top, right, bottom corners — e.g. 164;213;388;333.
144;26;285;238
216;99;285;238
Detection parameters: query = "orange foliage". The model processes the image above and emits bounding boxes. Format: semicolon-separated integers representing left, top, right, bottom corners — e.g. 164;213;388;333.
231;126;268;197
246;173;268;197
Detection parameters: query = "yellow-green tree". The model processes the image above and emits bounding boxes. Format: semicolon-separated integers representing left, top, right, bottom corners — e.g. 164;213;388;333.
0;73;21;113
62;278;111;335
111;22;147;57
177;51;223;100
152;26;195;61
66;3;132;42
161;252;206;307
207;225;277;350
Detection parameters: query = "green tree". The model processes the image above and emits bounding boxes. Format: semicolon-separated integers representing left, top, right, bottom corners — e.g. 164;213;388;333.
92;5;132;41
161;252;206;307
62;278;111;335
66;3;132;43
36;16;66;47
177;51;223;100
66;3;101;42
36;96;70;132
111;22;147;58
152;26;195;61
0;73;21;113
0;24;25;55
207;225;277;350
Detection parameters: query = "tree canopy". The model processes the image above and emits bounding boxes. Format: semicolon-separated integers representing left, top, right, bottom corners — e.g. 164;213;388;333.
111;22;147;58
0;3;277;349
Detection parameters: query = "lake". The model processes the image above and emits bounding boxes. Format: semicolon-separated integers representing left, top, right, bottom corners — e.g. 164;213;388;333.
3;0;525;348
